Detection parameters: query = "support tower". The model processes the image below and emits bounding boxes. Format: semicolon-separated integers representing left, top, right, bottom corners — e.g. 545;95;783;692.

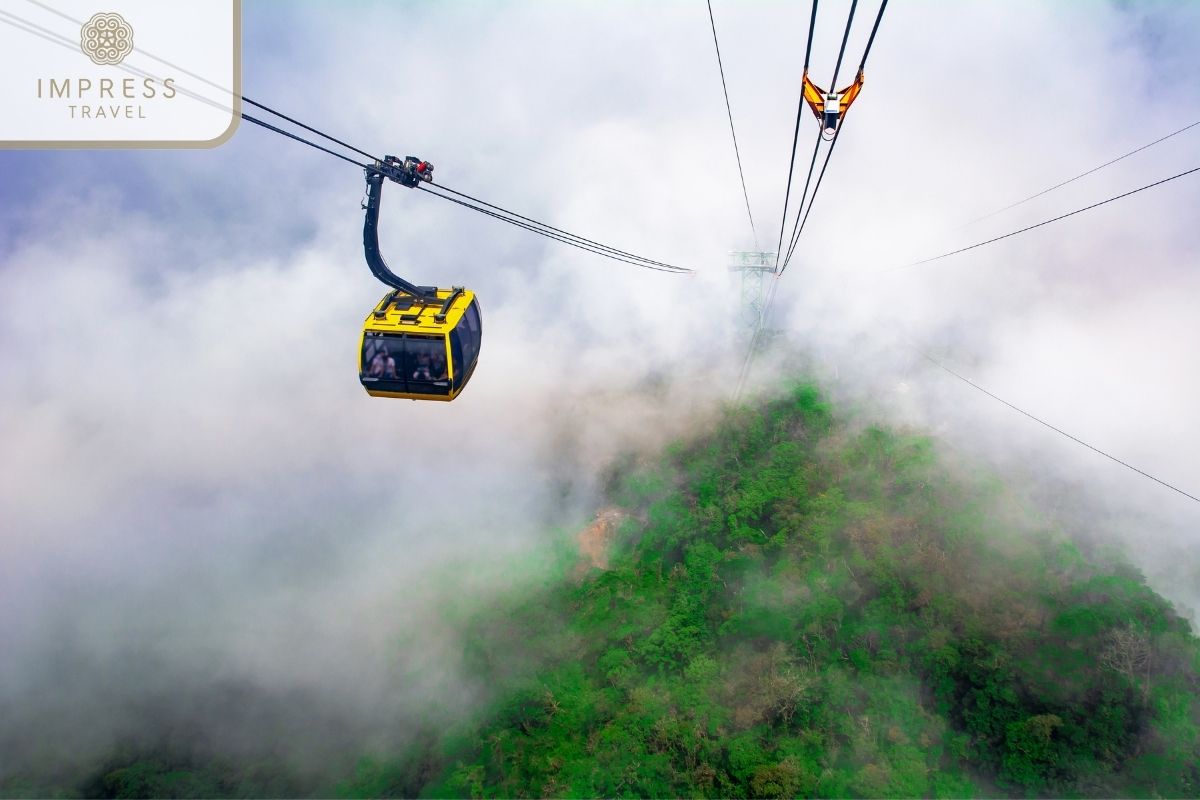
728;250;776;338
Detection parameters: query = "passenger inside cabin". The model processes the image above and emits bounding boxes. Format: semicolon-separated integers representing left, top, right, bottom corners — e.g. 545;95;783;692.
430;351;447;381
368;345;397;379
412;348;433;380
368;347;384;377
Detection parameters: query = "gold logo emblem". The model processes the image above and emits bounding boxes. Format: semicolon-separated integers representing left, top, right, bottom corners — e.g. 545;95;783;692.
80;12;134;66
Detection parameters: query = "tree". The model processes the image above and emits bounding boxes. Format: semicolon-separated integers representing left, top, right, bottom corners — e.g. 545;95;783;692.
1100;624;1152;701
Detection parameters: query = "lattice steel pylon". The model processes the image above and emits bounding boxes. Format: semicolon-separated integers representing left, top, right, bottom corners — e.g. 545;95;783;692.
728;251;777;337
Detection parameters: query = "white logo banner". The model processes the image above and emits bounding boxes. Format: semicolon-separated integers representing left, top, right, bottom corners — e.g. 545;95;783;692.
0;0;241;147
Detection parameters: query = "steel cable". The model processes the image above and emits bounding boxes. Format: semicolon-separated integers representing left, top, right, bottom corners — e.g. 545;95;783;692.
418;186;693;273
782;128;840;270
890;165;1200;271
240;113;370;169
774;0;821;271
920;350;1200;504
828;0;859;93
706;0;759;248
237;108;694;274
242;96;379;163
967;119;1200;225
429;183;693;272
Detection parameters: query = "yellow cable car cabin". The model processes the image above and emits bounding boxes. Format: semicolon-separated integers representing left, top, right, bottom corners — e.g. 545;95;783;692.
359;287;481;401
357;155;482;402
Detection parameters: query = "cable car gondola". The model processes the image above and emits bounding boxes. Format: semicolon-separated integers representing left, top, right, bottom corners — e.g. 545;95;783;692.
358;156;482;401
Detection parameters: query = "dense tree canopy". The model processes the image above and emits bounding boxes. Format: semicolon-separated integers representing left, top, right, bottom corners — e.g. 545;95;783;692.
341;383;1200;798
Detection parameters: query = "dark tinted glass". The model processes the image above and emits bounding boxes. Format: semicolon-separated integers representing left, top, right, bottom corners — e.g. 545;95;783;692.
404;335;451;395
361;333;450;395
449;329;465;389
462;300;481;366
362;333;401;381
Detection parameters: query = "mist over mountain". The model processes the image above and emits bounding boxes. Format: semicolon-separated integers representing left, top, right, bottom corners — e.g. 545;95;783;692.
4;380;1197;798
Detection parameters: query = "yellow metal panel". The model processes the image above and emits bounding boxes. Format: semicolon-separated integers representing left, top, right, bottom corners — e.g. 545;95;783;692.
364;387;458;402
802;71;825;121
361;287;476;334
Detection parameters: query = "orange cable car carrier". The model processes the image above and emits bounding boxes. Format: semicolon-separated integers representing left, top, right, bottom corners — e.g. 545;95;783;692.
358;156;481;401
801;68;864;139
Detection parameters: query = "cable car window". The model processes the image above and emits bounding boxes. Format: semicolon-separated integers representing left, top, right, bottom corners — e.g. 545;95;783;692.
453;321;472;371
457;300;481;368
362;334;401;381
449;329;465;389
405;335;450;395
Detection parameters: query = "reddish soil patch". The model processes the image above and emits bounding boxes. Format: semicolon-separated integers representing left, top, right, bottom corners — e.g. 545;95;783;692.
576;508;626;574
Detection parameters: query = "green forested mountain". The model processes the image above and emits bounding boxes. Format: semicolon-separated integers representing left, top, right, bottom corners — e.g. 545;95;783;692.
6;382;1198;799
346;383;1200;799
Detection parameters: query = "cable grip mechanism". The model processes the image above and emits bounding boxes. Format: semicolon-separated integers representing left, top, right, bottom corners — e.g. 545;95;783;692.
373;155;434;187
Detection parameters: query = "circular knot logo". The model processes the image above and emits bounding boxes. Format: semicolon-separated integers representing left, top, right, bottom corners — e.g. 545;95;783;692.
80;12;134;66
